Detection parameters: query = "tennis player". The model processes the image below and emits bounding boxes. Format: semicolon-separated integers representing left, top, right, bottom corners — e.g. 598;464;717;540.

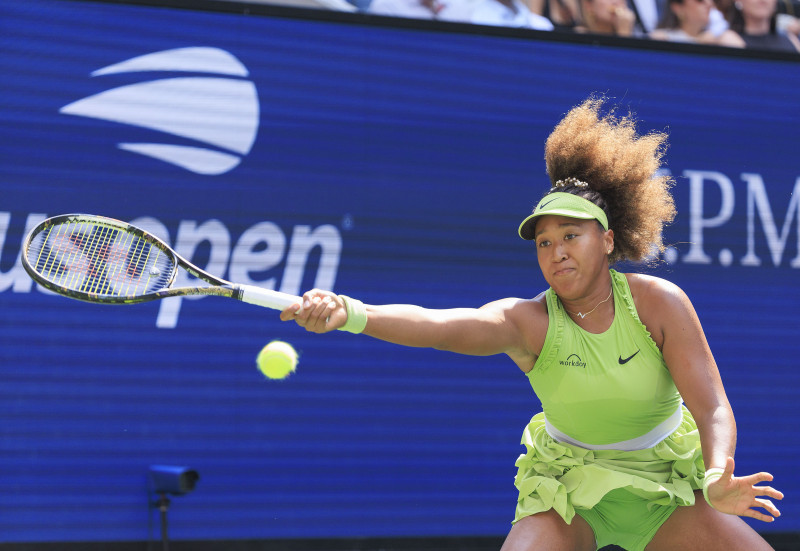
281;97;783;551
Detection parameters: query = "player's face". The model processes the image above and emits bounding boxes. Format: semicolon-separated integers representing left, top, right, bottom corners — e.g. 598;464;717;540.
533;215;613;298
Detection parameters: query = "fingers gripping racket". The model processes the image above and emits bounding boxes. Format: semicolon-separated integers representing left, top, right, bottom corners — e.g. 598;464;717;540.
22;214;302;311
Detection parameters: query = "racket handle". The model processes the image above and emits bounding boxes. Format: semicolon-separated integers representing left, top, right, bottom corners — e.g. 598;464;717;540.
237;285;303;312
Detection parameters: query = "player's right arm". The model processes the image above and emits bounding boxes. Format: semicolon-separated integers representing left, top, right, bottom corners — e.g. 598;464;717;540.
280;289;545;370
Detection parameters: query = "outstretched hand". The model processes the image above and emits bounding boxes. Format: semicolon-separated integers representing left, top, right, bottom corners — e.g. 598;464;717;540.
706;456;783;522
279;289;348;333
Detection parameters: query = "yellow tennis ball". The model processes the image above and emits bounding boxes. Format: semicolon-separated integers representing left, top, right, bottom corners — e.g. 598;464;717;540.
256;341;298;380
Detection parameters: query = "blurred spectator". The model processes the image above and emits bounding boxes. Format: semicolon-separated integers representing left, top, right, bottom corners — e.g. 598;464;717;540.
775;0;800;35
707;0;735;34
628;0;666;33
531;0;662;31
650;0;745;44
367;0;474;21
729;0;800;51
776;11;800;36
528;0;583;29
470;0;556;28
575;0;637;35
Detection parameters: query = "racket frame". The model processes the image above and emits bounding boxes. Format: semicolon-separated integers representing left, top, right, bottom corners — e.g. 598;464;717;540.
22;214;301;311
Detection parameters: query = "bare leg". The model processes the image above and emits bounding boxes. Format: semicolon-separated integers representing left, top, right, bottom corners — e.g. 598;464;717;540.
500;509;596;551
646;490;774;551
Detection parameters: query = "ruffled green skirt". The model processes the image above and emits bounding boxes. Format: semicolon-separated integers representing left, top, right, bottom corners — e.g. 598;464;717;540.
513;405;705;524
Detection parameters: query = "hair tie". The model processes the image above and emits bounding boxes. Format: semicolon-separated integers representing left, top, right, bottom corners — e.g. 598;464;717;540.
551;177;590;191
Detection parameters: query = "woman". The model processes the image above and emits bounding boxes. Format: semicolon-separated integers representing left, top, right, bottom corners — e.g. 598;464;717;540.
574;0;636;35
281;98;783;550
650;0;745;45
527;0;583;30
729;0;800;52
469;0;555;30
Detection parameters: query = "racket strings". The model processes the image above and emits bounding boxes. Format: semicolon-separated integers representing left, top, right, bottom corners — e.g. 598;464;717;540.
28;219;174;298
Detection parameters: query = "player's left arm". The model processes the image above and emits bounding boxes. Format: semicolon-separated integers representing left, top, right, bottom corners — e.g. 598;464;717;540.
641;276;783;520
650;278;734;470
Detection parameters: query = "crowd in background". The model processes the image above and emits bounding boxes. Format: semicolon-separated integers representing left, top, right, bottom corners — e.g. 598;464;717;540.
357;0;800;53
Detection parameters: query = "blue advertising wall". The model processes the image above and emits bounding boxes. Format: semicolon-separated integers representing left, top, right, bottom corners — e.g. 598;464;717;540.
1;0;798;543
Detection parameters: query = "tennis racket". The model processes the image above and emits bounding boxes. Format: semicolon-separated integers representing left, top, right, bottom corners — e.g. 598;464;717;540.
21;213;303;311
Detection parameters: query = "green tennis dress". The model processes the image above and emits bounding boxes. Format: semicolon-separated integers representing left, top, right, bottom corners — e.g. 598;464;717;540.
513;270;705;551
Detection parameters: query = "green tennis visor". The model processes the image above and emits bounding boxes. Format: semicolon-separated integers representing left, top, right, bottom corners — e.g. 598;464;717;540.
518;192;609;240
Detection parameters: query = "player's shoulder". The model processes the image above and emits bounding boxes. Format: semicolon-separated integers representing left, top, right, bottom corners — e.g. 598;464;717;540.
485;291;548;320
625;271;684;292
505;291;550;338
508;290;549;314
492;292;549;369
623;272;691;314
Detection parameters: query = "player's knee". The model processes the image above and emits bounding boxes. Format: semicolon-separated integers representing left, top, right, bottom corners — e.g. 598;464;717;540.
505;510;594;551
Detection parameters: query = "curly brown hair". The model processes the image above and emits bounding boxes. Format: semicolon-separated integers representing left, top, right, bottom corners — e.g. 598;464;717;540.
543;96;676;264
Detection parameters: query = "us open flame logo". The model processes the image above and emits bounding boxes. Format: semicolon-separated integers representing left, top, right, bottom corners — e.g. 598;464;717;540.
59;47;259;175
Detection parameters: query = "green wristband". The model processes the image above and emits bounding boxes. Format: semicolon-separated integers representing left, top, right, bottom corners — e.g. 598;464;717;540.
339;295;368;334
702;467;725;508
